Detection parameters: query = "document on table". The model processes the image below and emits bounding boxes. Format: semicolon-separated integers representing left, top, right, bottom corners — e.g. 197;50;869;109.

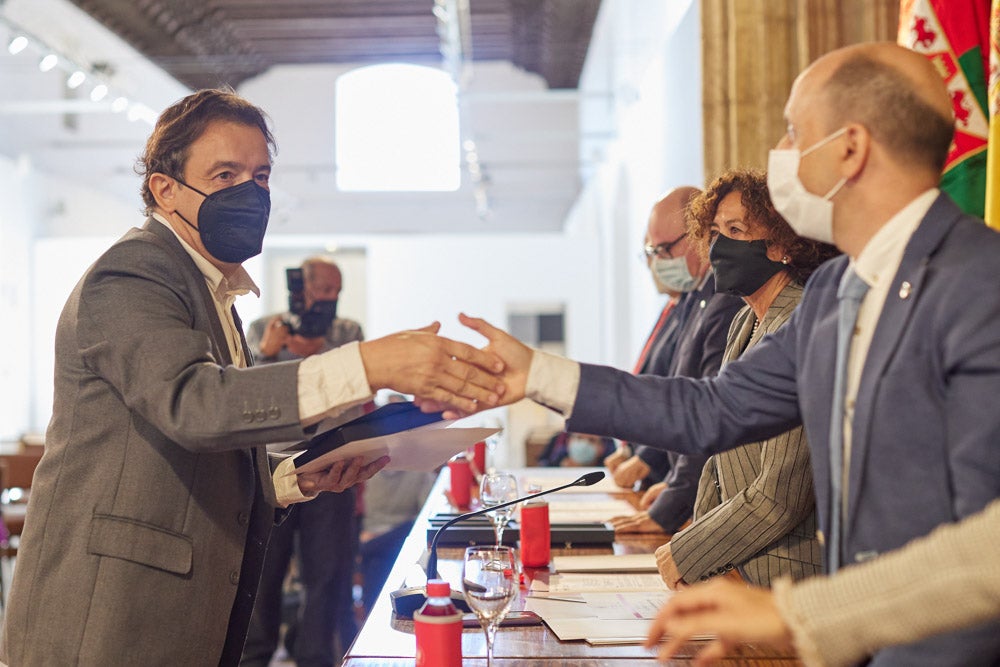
542;617;654;643
542;572;668;593
546;498;636;523
527;590;715;644
526;591;665;620
551;553;658;573
521;472;624;495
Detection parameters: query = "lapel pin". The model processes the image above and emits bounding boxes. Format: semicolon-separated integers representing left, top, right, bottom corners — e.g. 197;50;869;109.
898;281;912;299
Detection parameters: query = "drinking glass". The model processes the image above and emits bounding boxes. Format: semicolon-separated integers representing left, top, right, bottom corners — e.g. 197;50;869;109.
462;546;518;667
479;471;519;545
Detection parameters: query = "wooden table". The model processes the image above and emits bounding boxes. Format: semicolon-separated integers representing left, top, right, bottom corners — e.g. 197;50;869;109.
344;467;802;666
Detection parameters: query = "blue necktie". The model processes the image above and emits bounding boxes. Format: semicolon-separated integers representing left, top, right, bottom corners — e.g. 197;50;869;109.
828;267;869;572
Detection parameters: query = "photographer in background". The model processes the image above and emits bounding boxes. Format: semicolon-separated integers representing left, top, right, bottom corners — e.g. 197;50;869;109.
242;256;364;667
253;257;360;363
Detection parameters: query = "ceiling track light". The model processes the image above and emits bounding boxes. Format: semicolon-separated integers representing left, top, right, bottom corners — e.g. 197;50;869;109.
8;35;27;55
90;83;108;102
2;17;158;125
39;53;58;72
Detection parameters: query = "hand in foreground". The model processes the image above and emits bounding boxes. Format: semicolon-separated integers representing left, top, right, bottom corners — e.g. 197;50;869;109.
644;579;793;665
604;446;629;472
358;322;505;415
654;542;686;590
458;313;533;405
612;456;651;488
298;455;390;495
640;481;667;509
609;511;664;534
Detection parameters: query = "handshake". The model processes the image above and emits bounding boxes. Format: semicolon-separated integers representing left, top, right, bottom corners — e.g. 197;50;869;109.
357;313;532;417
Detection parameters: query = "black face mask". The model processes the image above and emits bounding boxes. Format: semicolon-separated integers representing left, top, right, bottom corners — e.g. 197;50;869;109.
294;299;338;338
709;234;784;297
175;179;271;263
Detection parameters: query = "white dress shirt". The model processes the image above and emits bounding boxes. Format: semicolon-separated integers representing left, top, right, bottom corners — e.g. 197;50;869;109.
840;188;937;508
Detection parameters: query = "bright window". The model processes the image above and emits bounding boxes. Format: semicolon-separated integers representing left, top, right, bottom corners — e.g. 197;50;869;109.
336;64;460;191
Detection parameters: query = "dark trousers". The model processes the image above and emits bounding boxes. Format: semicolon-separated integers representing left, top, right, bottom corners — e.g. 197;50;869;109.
241;489;358;667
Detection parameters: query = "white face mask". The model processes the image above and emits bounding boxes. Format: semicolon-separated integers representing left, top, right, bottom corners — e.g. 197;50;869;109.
566;436;597;465
767;127;848;244
651;255;697;293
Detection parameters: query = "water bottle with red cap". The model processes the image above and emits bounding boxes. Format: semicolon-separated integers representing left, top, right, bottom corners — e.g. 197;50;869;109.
414;579;463;667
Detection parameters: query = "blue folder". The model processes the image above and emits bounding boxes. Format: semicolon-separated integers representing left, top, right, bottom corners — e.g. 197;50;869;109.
293;401;444;469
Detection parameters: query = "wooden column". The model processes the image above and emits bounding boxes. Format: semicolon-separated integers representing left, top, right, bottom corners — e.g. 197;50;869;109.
700;0;899;184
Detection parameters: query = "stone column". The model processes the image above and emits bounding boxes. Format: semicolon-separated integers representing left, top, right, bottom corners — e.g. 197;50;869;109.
700;0;899;184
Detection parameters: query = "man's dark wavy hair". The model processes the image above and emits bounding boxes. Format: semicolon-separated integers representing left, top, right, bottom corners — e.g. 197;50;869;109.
136;88;275;214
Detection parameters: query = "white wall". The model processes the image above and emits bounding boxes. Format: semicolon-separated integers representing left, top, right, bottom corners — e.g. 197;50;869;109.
0;155;37;440
571;0;704;369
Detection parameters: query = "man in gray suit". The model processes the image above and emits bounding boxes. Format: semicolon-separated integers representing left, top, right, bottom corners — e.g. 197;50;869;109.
455;42;1000;665
0;89;504;666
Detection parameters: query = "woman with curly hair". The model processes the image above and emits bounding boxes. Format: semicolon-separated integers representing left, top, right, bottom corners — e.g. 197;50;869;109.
656;167;840;590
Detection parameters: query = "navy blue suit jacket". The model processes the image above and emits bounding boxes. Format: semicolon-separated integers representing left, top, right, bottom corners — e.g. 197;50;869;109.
635;276;743;531
568;194;1000;665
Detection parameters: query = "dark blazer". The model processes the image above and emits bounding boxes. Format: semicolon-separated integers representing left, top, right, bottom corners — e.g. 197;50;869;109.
1;220;308;666
568;194;1000;665
637;276;744;532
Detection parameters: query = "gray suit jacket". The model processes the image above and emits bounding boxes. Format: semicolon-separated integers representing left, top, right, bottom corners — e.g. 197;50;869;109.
670;283;821;586
1;220;309;666
566;194;1000;665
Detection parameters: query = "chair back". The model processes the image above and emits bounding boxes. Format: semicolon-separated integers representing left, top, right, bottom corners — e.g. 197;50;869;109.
0;453;42;492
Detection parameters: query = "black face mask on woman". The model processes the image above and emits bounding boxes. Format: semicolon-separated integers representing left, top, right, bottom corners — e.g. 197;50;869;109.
175;178;271;263
709;234;784;297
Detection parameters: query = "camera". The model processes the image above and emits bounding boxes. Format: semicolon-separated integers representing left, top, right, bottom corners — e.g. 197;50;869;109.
284;267;337;338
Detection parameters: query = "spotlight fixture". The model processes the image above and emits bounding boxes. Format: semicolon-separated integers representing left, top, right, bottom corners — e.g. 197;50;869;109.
110;96;128;113
39;53;58;72
7;35;27;55
67;70;86;89
90;83;108;102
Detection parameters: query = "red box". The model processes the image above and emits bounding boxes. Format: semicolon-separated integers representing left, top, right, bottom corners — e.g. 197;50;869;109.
469;440;486;477
447;456;472;508
519;500;551;567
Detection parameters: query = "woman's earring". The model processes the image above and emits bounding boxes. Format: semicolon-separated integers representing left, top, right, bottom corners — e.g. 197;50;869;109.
781;255;790;264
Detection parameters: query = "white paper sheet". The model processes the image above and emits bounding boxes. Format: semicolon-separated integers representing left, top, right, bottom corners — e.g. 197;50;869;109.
521;473;625;495
578;591;667;619
542;617;653;643
287;423;500;475
551;553;658;573
545;498;637;523
546;572;668;592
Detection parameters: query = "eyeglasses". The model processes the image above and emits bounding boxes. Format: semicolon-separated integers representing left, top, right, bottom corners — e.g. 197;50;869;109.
642;233;686;260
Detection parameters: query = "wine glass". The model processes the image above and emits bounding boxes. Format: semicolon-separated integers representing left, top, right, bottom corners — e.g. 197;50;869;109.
462;546;518;667
479;471;519;545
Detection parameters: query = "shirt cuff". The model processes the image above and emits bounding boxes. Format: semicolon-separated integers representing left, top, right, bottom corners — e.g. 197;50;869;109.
525;349;581;417
272;456;315;507
297;340;374;426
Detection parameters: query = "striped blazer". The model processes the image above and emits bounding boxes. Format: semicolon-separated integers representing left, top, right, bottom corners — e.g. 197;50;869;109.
669;282;822;586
